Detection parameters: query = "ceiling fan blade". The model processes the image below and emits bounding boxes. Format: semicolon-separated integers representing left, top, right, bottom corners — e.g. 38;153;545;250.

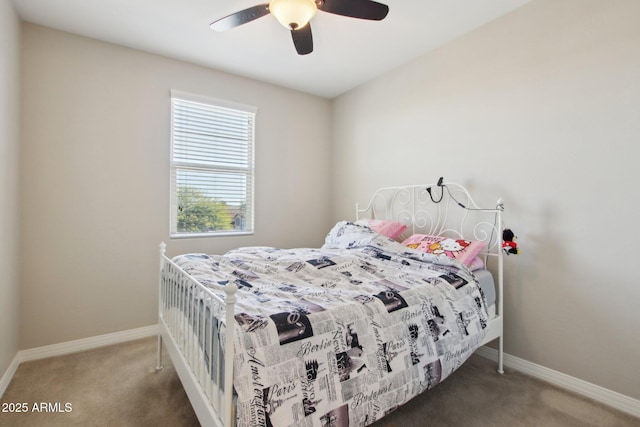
210;4;271;32
291;24;313;55
318;0;388;20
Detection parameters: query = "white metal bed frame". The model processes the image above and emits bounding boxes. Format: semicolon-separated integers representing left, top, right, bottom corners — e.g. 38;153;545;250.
156;181;504;427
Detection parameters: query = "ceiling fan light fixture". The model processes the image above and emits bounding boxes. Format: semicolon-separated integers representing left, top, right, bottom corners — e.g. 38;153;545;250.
269;0;317;30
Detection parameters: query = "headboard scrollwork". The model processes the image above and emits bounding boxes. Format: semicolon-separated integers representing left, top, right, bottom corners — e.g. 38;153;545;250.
356;181;504;257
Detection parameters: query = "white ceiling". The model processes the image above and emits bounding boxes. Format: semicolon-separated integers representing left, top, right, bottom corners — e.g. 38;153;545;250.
11;0;531;98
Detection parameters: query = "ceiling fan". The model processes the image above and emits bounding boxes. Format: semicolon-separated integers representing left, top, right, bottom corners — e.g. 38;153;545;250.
210;0;389;55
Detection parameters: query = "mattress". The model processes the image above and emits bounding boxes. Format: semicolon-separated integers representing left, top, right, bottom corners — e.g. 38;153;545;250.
474;269;496;317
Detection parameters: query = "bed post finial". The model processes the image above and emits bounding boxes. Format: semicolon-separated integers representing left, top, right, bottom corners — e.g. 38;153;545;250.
159;242;167;271
225;281;238;302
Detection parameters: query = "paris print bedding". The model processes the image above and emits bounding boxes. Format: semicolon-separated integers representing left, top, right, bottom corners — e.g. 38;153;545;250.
172;221;489;427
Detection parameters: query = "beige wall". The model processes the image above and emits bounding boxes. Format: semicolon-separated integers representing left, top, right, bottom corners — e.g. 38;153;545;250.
0;0;21;377
19;24;332;349
332;0;640;400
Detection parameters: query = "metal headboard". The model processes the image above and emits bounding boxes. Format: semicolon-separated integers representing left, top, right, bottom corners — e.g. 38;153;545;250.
355;181;504;257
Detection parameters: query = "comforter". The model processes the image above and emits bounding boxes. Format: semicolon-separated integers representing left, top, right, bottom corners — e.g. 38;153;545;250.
173;221;488;427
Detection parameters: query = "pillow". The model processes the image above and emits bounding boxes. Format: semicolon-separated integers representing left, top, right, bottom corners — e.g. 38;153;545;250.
401;234;486;266
355;219;407;240
467;256;485;271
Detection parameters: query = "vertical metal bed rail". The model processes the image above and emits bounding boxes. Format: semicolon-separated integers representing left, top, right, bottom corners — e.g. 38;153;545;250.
496;200;505;374
157;243;166;371
223;282;237;427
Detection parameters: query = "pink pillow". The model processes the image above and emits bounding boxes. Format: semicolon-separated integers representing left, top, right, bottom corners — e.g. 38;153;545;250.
467;256;485;271
401;234;486;266
357;219;407;240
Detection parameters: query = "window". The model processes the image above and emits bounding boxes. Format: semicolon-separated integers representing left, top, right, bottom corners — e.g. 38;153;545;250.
170;91;256;237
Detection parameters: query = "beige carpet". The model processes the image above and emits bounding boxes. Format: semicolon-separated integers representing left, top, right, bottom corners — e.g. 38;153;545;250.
1;337;638;427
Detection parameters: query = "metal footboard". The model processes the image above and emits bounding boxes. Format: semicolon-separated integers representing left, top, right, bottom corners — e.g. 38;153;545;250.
157;243;237;427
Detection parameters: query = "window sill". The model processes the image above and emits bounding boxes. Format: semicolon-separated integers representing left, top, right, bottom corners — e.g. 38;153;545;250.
170;231;254;239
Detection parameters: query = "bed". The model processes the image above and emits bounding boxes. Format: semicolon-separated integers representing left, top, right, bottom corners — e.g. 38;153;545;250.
156;180;504;427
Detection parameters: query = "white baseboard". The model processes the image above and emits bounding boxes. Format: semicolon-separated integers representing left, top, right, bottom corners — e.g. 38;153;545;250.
475;345;640;419
19;324;158;362
0;353;21;398
18;325;158;363
0;324;158;398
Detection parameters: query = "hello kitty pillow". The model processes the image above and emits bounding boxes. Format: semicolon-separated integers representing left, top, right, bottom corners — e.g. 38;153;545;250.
401;234;486;266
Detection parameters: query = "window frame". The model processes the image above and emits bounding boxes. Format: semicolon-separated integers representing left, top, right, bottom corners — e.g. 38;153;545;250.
169;90;256;239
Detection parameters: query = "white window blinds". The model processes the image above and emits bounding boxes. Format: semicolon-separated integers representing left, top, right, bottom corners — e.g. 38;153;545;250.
170;91;256;237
